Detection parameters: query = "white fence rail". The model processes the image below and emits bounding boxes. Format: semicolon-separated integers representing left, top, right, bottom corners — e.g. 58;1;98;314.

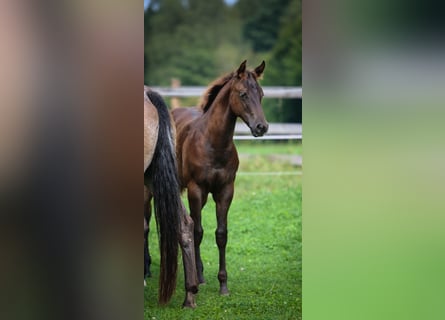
234;123;302;140
150;86;302;99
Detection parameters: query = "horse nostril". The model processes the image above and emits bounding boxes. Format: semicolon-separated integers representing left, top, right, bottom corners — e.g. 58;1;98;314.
256;123;267;133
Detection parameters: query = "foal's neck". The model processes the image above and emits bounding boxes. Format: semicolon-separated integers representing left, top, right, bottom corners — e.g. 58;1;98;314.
202;85;236;149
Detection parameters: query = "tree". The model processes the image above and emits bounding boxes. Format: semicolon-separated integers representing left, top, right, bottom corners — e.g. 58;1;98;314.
237;0;292;52
262;0;302;122
145;0;231;86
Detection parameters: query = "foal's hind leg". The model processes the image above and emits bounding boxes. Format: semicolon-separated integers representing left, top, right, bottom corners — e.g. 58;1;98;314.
213;183;234;296
178;202;198;308
187;182;208;285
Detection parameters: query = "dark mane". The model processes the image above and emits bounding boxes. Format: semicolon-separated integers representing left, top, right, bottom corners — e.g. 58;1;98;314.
198;73;234;112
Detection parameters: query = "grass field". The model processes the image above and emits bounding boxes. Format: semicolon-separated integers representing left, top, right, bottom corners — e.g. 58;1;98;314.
144;141;302;319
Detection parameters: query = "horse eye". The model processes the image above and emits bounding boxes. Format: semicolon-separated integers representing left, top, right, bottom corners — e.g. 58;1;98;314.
240;92;247;98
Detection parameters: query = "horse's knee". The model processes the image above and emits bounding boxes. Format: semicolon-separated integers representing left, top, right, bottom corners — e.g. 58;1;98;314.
182;214;194;230
179;215;194;248
215;228;227;247
215;227;227;238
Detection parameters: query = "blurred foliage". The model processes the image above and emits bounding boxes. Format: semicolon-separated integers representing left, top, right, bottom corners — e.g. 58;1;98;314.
145;0;301;122
262;0;302;123
239;0;292;52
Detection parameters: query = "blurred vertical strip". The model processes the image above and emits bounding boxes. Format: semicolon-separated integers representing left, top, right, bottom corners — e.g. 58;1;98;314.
0;1;142;320
304;1;445;320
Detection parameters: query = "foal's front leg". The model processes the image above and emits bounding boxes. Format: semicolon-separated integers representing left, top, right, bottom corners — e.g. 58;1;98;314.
213;183;234;296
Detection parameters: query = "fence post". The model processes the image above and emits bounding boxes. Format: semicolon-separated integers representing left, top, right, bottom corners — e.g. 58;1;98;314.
171;78;181;108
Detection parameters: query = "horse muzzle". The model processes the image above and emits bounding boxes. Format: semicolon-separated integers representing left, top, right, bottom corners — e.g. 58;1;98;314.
251;122;269;137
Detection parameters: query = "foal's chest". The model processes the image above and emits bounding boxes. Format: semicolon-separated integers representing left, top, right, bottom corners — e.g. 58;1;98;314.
204;166;237;191
197;154;239;189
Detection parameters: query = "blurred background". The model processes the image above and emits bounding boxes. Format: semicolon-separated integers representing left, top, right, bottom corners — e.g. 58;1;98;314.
144;0;302;123
304;1;445;320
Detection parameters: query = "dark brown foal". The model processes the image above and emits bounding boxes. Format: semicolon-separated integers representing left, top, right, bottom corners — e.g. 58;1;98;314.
172;61;268;295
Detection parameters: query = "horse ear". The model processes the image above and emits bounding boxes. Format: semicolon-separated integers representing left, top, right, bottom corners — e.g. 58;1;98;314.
237;60;247;78
254;60;266;78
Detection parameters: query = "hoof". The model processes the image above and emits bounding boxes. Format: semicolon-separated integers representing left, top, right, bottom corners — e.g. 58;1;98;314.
182;292;197;309
182;301;197;309
219;287;230;296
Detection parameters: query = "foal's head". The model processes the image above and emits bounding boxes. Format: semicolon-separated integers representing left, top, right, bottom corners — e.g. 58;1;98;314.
229;60;269;137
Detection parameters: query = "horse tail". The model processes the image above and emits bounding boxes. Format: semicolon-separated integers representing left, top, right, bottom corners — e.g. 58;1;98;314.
145;88;180;305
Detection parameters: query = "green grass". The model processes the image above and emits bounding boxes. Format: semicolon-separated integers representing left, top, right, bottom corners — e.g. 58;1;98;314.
236;140;302;173
234;140;302;156
144;141;302;319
